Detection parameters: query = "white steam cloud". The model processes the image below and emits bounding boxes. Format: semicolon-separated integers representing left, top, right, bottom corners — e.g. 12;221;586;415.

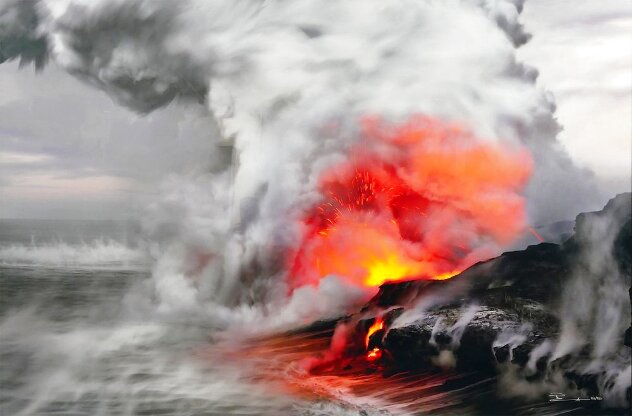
552;195;631;406
0;0;603;321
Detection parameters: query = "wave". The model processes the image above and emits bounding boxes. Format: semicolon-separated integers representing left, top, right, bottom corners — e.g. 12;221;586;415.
0;239;149;270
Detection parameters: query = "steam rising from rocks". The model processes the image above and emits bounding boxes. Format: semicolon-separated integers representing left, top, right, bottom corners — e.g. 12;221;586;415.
554;195;631;406
493;194;631;406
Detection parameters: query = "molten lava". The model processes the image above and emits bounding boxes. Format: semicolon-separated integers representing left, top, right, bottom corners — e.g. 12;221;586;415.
366;348;382;361
290;115;532;289
365;318;384;362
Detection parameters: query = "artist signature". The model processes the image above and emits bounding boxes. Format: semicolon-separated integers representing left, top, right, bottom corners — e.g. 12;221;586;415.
549;393;603;402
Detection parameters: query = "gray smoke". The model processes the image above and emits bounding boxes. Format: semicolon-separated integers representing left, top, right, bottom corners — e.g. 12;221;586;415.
0;0;47;68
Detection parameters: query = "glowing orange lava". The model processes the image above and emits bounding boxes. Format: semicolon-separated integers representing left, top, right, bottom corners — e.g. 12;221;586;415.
366;319;384;348
366;348;382;361
290;115;532;289
365;318;384;361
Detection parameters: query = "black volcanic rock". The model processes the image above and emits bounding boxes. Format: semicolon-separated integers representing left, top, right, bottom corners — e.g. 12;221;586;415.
371;193;631;312
370;193;632;404
616;216;632;349
615;218;631;277
369;241;570;310
626;286;632;348
374;242;567;374
384;304;555;373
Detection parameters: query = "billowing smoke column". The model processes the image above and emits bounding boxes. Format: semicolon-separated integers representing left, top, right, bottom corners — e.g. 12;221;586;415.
290;115;532;288
0;0;601;317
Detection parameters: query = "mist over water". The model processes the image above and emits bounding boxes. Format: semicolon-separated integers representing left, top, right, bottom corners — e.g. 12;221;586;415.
0;219;381;415
0;219;146;268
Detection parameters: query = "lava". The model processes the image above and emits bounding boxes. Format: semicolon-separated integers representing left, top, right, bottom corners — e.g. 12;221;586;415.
290;115;532;289
366;318;384;348
366;348;382;361
365;317;385;362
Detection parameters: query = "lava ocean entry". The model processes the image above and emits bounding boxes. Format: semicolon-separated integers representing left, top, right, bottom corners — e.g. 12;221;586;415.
289;116;533;290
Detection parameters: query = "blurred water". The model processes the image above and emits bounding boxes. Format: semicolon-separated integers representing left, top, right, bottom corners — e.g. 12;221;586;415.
0;219;148;270
0;219;141;247
0;220;365;416
0;220;615;416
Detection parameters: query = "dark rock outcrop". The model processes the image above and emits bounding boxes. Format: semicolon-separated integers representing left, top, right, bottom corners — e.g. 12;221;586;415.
617;215;632;349
369;193;631;405
626;286;632;348
384;303;556;374
369;242;570;310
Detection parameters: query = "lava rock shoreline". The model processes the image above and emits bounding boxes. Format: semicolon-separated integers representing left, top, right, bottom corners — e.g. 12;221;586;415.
369;193;631;408
290;194;631;410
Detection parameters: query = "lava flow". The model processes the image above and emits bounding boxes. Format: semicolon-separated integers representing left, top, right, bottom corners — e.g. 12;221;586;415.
365;317;384;362
289;115;532;289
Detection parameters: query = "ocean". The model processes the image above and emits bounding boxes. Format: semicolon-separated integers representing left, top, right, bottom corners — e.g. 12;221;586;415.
0;219;317;415
0;219;597;416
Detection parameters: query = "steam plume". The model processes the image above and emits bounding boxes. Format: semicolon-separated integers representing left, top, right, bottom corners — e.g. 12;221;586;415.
0;0;603;317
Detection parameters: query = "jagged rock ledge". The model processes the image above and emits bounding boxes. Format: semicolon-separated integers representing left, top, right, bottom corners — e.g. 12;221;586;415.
372;193;631;406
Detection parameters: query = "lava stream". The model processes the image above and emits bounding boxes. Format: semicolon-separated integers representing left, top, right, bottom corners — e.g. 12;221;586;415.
365;317;385;362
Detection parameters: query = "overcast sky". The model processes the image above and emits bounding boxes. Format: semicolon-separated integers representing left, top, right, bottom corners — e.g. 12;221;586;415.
0;0;630;221
0;66;217;219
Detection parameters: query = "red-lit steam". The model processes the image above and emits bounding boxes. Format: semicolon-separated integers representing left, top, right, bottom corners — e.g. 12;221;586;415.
290;115;532;289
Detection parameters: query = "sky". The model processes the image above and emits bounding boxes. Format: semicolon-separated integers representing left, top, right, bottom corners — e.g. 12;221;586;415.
519;0;631;192
0;66;216;219
0;0;630;221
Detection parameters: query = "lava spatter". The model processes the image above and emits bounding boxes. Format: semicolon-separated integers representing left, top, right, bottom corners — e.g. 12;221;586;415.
290;115;532;289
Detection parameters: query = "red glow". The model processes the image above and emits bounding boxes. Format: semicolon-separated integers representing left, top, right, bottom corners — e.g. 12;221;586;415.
366;348;382;361
290;115;532;289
